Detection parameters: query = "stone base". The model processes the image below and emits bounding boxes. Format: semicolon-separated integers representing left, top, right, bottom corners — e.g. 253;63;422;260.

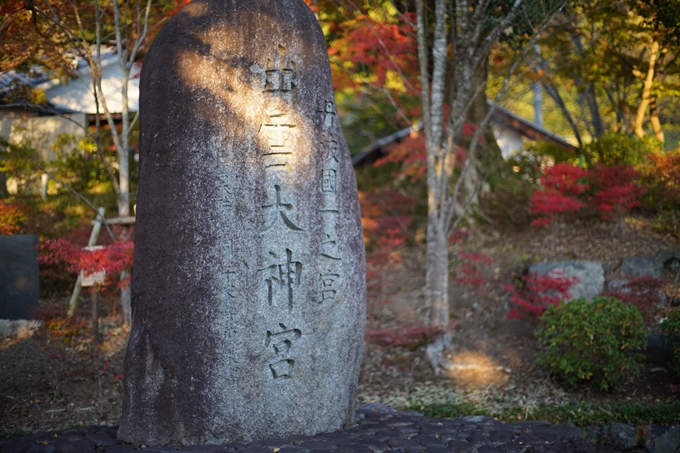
0;404;614;453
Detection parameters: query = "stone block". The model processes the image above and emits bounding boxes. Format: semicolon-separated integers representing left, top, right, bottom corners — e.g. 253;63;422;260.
529;261;604;301
645;425;680;453
605;423;637;450
0;235;39;320
620;256;664;278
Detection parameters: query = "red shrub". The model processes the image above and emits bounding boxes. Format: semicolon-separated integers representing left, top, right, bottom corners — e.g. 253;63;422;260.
539;163;589;195
530;189;585;226
589;164;642;221
602;276;666;325
594;183;642;220
506;271;580;319
39;237;134;291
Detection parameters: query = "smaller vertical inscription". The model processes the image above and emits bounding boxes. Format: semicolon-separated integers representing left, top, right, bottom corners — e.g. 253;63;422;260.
320;233;341;261
265;323;301;379
320;100;338;129
222;270;239;298
319;270;341;303
322;170;336;193
216;173;234;206
324;131;340;163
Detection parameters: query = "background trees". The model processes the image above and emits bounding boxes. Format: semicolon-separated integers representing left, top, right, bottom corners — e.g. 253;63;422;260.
1;0;179;322
2;0;679;335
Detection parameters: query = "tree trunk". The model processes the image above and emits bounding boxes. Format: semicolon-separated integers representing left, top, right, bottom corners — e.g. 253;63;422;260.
91;290;99;346
650;95;665;143
533;80;543;127
426;218;450;327
118;67;131;218
0;172;8;197
542;79;583;147
585;82;605;138
121;271;132;325
569;30;605;138
117;68;133;323
634;39;659;139
533;45;543;127
467;57;510;187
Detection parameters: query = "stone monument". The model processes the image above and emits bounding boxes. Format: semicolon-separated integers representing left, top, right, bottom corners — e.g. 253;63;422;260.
118;0;366;446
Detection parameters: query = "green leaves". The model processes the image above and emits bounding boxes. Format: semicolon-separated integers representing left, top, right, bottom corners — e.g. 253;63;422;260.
660;308;680;373
536;296;649;391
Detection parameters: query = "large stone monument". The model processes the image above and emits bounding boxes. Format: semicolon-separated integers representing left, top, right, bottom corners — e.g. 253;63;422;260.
118;0;366;447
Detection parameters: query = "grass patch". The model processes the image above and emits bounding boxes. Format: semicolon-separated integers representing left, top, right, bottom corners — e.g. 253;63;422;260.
0;428;33;439
406;400;680;426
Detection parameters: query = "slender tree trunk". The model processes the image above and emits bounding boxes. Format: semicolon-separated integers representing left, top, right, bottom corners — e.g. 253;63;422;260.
121;274;132;325
426;219;450;327
110;0;153;324
542;79;583;147
649;95;665;143
119;68;131;218
118;68;133;324
418;0;450;328
569;29;605;138
533;81;543;127
91;290;99;346
118;90;132;324
634;39;659;139
468;57;509;186
0;172;8;197
585;82;604;138
533;46;544;127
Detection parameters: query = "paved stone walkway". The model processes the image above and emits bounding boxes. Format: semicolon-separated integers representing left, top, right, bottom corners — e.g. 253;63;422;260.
0;403;611;453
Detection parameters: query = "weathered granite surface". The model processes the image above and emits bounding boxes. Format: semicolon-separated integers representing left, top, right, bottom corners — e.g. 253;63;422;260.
620;256;664;279
528;261;604;301
119;0;365;446
0;404;614;453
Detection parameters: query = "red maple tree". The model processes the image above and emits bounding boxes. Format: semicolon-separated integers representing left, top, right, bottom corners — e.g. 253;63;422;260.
40;237;134;291
506;271;580;319
530;163;589;248
589;164;642;236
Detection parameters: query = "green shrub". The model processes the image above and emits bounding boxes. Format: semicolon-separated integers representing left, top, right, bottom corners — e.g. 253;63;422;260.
508;141;577;184
652;209;680;239
581;132;662;168
536;296;648;391
661;308;680;373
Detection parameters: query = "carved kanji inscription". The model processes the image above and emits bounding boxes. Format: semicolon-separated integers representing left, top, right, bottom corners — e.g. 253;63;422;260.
215;173;234;206
322;170;337;193
321;233;341;261
258;249;303;312
259;113;297;169
265;323;301;379
319;270;341;303
321;100;337;129
323;131;340;163
250;45;297;105
261;185;304;232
